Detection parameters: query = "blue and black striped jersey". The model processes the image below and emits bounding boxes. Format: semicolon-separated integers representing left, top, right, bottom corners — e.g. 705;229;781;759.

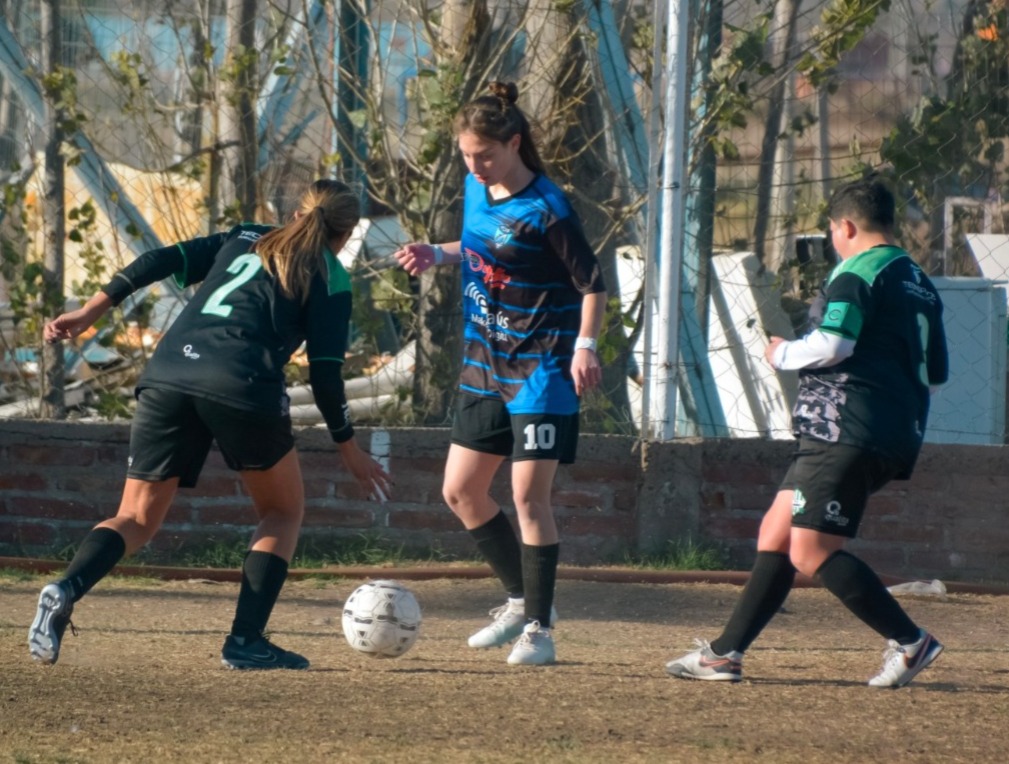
457;173;606;414
101;223;355;442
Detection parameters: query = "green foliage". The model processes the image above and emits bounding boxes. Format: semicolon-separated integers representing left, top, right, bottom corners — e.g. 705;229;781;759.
108;51;150;113
625;538;728;571
40;66;89;142
880;10;1009;216
66;200;108;301
798;0;892;89
172;533;447;569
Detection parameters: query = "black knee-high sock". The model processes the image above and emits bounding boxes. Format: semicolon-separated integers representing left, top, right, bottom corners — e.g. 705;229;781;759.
229;551;290;641
710;551;796;656
815;550;920;644
469;511;524;598
60;527;127;603
521;543;559;627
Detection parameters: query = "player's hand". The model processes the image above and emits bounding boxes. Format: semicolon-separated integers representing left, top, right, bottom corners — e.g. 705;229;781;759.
571;348;602;396
764;336;786;367
394;243;437;276
43;295;111;344
339;439;394;503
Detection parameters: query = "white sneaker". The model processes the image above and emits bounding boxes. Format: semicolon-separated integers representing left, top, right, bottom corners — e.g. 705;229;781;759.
467;600;559;649
665;639;743;682
506;621;556;666
868;630;943;688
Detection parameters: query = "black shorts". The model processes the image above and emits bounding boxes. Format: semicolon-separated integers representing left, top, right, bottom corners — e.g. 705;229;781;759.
450;394;579;464
128;387;295;488
780;437;900;538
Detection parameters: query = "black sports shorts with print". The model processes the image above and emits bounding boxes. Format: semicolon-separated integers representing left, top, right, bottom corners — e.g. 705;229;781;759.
450;393;579;464
780;436;901;538
127;387;295;487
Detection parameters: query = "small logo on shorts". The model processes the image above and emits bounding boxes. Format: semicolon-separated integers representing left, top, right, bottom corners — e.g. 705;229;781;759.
791;489;807;516
183;344;200;359
825;500;849;527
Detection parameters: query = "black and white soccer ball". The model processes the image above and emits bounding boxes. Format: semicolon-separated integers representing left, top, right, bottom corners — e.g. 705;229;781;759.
341;579;422;658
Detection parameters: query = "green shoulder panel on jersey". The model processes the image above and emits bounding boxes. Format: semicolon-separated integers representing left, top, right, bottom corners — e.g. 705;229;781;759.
826;244;907;286
323;248;352;296
171;242;189;290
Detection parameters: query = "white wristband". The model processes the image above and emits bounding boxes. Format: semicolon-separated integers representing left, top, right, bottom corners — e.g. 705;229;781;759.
431;244;445;265
575;337;597;351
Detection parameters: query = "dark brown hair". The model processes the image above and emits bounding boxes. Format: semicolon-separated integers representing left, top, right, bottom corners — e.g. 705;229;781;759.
255;179;360;302
453;81;545;174
827;174;896;233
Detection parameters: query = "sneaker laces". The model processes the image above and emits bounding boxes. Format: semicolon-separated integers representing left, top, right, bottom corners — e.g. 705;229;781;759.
517;621;549;647
879;640;903;670
488;602;521;623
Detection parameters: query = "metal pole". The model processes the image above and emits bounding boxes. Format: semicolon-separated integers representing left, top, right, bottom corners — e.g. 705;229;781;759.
640;0;667;438
652;0;690;441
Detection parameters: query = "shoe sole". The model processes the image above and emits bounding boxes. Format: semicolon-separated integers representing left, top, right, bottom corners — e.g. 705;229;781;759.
507;656;557;666
468;625;525;649
507;648;557;666
28;584;68;665
666;664;742;682
468;607;560;649
875;639;944;688
221;659;310;671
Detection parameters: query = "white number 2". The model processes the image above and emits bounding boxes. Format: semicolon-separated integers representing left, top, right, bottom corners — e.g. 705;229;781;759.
523;423;557;451
201;254;263;318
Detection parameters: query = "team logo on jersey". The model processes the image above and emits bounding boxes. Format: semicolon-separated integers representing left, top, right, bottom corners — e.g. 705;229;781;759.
824;499;849;527
493;224;515;248
791;489;807;516
238;230;263;243
465;249;512;289
183;344;200;360
464;282;489;313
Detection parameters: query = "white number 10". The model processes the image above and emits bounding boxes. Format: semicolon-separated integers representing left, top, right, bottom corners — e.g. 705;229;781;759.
523;423;556;451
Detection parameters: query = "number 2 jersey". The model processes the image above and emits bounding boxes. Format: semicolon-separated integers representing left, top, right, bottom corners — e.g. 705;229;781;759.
794;245;948;476
100;223;355;442
458;172;606;415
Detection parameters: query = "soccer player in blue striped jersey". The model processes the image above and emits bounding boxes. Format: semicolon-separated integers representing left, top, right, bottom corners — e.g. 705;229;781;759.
666;175;949;687
30;180;391;670
396;82;607;665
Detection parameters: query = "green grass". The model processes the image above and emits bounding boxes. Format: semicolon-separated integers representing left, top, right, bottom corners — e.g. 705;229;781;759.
176;533;454;569
6;534;730;575
623;538;729;571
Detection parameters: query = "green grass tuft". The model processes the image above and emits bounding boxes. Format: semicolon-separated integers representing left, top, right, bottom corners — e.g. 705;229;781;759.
624;538;728;571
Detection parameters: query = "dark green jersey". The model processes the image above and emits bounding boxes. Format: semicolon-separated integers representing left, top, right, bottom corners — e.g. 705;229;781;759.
794;245;948;476
101;223;355;441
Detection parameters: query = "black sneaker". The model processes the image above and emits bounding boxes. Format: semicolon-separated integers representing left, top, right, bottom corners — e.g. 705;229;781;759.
28;582;77;665
221;634;310;670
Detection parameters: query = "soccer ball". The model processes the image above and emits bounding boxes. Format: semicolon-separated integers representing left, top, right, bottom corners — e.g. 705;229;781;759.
341;579;422;658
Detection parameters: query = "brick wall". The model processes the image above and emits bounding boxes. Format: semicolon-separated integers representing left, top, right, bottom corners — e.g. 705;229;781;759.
2;419;1008;583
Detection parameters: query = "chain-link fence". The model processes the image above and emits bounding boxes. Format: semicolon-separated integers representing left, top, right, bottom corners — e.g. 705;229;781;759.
0;0;1006;442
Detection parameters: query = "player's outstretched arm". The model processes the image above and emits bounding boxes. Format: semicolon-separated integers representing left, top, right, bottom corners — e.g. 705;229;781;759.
43;291;114;344
393;241;462;275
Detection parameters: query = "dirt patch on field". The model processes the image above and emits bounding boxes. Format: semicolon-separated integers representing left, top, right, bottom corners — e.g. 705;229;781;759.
2;574;1008;763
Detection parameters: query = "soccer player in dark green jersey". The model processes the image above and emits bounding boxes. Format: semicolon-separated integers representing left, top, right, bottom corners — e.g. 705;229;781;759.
667;175;949;687
29;179;391;670
396;82;607;665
